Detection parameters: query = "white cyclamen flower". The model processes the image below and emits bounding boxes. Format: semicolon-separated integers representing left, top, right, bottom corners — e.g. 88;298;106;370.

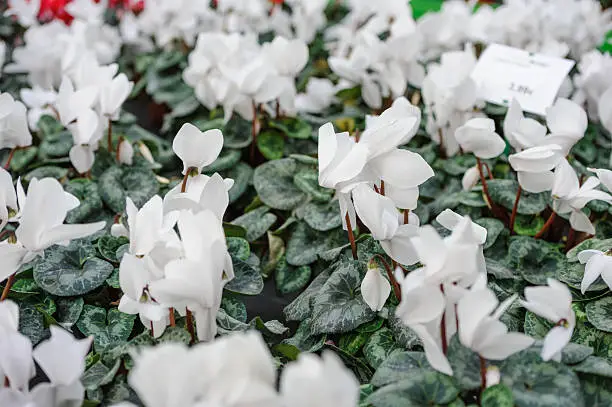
0;93;33;150
454;118;506;159
280;351;360;407
0;178;105;281
395;268;451;375
552;159;612;234
508;144;564;193
578;249;612;293
172;123;224;175
352;184;419;265
458;288;533;360
361;259;391;312
521;278;575;362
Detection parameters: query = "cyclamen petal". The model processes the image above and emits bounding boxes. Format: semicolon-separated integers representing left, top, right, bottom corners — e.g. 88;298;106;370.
172;123;224;175
455;118;506;159
361;267;391;312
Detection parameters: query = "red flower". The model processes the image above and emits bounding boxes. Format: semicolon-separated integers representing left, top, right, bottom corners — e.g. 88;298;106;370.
35;0;145;24
38;0;73;24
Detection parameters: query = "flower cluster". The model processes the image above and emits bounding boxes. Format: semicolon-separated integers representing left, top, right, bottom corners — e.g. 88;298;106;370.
0;301;92;405
183;33;308;121
111;123;234;341
109;331;360;407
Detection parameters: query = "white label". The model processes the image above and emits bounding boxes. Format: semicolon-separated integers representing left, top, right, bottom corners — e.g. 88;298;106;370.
470;43;575;116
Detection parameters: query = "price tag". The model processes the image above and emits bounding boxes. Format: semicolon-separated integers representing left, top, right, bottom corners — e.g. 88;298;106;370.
470;43;575;116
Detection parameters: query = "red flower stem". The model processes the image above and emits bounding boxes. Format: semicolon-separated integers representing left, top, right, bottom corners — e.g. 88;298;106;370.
1;274;16;301
4;147;16;170
180;171;190;193
372;254;401;301
438;128;446;159
345;213;358;260
476;158;493;208
168;308;176;327
484;163;494;180
107;118;113;152
186;308;196;344
480;356;487;390
534;211;556;239
403;209;409;224
440;284;448;355
509;185;522;235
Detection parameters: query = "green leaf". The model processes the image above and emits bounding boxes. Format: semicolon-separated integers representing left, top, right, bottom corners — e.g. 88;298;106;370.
586;296;612;333
485;258;517;280
97;235;130;263
506;236;563;284
253;158;306;210
19;303;46;345
488;179;548;215
286;222;346;266
325;342;374;383
366;371;459;407
222;116;252;148
223;222;247;238
293;169;334;202
269;117;312;139
77;306;136;353
10;146;37;172
98;166;159;213
300;200;342;231
282;317;326;352
24;166;68;183
566;238;612;262
275;256;312;295
387;313;419;348
231;206;277;242
474;218;506;249
357;318;385;333
157;326;191;345
514;215;546;237
500;349;584;407
216;308;249;333
64;179;104;224
371;351;433;387
363;328;399;369
103;376;139;405
38;130;73;158
447;336;481;390
310;258;376;334
249;316;289;338
339;331;370;356
221;296;247;323
55;297;84;329
558;260;608;292
34;241;114;296
580;376;612;407
573;356;612;378
284;270;331;322
226;162;254;203
524;311;554;338
560;343;594;365
203;149;242;173
481;384;514;407
227;237;250;261
37;115;64;138
224;255;264;295
257;131;285;160
82;359;121;390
